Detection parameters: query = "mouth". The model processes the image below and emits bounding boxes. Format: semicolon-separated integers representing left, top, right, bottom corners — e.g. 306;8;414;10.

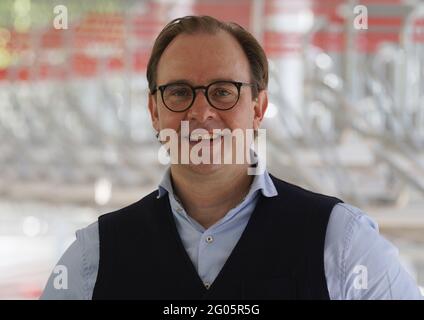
190;132;222;141
182;131;225;145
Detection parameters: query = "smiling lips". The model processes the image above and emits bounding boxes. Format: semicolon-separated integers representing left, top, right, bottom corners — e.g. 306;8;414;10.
188;132;223;141
180;130;227;142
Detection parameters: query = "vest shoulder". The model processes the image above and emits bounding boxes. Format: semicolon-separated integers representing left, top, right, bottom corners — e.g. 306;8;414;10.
269;173;343;206
97;189;160;224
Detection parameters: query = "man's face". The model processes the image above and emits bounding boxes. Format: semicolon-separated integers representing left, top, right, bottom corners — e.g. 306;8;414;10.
148;30;267;173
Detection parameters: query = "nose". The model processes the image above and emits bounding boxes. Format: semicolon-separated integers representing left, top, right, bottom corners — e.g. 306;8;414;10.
186;89;217;123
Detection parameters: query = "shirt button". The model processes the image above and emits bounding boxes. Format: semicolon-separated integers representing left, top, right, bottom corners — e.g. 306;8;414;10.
205;235;214;243
204;282;211;289
176;207;183;213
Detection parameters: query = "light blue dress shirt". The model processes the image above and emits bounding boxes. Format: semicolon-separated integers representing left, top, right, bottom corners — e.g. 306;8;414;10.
41;168;423;300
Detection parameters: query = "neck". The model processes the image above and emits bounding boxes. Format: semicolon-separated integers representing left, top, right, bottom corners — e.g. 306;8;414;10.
170;164;253;229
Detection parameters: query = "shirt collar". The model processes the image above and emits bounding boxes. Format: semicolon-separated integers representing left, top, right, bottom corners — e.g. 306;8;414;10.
156;166;278;200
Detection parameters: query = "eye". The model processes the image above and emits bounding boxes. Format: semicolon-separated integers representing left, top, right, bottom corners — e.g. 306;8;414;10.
170;87;191;96
209;82;237;99
214;89;231;96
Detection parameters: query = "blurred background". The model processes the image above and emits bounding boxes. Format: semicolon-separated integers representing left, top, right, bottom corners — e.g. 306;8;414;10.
0;0;423;299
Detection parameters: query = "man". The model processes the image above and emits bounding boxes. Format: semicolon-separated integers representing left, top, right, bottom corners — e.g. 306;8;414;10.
41;15;422;300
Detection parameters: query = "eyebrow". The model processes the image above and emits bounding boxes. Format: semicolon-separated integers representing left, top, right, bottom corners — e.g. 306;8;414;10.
161;78;239;86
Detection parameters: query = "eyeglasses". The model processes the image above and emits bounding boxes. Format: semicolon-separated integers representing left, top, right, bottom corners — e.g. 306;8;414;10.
152;80;256;112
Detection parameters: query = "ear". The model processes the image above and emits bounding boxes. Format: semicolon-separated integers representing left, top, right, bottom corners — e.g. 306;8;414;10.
253;90;268;130
148;93;160;132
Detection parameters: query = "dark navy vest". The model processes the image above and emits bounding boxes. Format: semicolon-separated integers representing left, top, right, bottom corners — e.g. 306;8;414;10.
92;174;342;300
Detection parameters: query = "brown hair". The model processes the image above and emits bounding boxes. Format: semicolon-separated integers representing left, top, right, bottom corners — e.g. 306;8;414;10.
146;15;268;99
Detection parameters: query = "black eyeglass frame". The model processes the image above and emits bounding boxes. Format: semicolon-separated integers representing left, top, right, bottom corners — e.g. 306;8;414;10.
151;80;256;112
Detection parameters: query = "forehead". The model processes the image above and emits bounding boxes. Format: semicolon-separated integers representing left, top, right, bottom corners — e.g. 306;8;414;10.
156;31;250;84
